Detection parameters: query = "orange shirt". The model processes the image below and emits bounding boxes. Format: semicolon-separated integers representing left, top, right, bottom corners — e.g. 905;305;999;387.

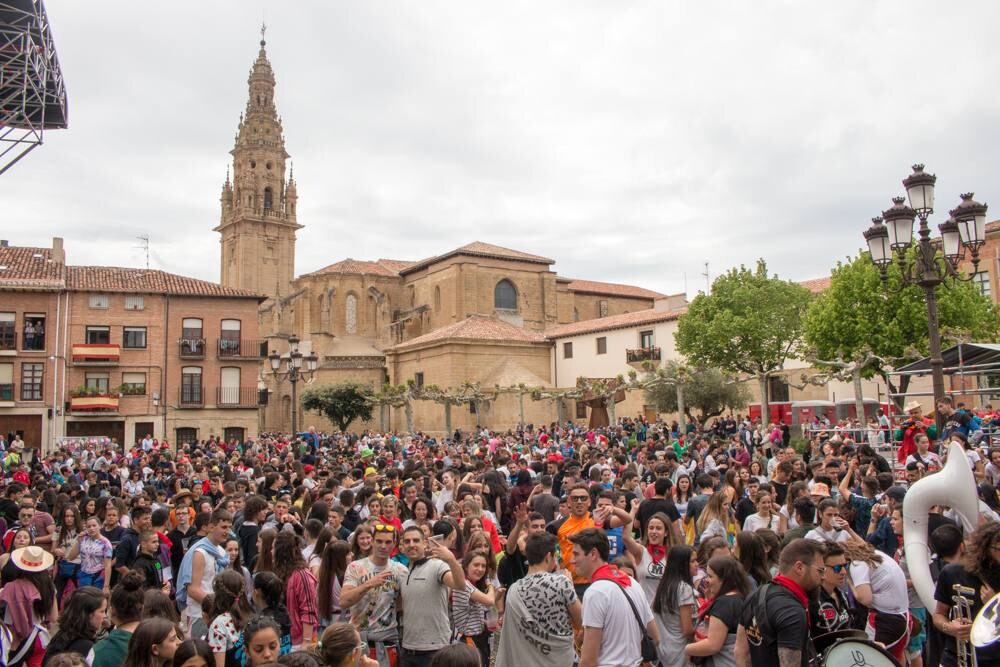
557;514;596;584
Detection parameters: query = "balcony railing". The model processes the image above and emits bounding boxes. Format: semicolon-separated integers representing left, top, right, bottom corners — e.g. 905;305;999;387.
217;338;267;360
178;386;204;408
178;338;205;359
72;343;120;365
69;394;119;412
216;386;262;408
626;347;662;364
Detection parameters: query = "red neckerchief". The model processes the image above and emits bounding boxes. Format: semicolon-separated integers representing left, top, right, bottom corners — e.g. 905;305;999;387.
591;563;631;587
773;574;810;623
646;544;666;564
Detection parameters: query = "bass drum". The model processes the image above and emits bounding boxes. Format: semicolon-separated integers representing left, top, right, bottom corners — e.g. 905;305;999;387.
821;638;900;667
812;629;868;654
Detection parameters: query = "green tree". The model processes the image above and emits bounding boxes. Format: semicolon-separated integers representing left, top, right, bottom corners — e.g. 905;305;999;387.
675;260;812;422
300;381;373;432
640;362;750;422
802;251;1000;408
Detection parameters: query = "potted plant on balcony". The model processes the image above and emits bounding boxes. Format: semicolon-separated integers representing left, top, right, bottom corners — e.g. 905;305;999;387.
69;386;89;398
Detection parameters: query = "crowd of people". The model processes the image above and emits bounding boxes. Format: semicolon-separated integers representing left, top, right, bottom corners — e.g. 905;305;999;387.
0;395;996;667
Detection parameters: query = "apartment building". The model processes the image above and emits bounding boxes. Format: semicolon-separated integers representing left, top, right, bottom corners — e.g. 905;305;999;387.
0;239;266;453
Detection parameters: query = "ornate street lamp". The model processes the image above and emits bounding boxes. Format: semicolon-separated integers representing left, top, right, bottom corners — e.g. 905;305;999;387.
863;165;987;429
266;335;319;435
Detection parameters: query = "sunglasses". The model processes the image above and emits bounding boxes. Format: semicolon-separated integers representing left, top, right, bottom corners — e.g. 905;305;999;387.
569;496;590;502
373;523;396;533
829;564;847;573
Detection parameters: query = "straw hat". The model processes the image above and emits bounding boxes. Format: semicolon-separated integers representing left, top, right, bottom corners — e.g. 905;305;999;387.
11;546;54;573
171;489;194;503
903;400;922;413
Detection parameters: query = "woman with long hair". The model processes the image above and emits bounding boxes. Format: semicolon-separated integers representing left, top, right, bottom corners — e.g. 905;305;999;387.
79;498;99;524
694;537;730;600
673;474;694;517
685;555;750;666
120;617;182;667
207;570;254;667
91;571;145;667
697;492;732;545
141;590;179;623
777;481;808;536
42;587;107;666
255;528;277;574
624;511;675;605
316;540;350;629
307;526;334;576
222;538;253;602
348;523;373;561
173;639;213;667
754;528;781;579
316;622;378;667
250;572;292;657
742;490;780;533
734;531;770;587
844;540;910;665
0;528;33;583
53;504;83;601
450;550;496;666
651;545;698;667
747;460;767;484
273;532;319;649
401;497;435;533
68;517;114;591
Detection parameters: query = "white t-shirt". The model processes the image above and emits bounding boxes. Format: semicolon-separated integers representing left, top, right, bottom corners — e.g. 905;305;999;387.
779;504;799;531
743;512;780;533
905;451;942;471
849;553;909;615
582;577;654;667
804;526;850;543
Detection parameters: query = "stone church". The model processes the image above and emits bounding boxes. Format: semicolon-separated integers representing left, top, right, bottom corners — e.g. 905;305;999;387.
219;36;679;434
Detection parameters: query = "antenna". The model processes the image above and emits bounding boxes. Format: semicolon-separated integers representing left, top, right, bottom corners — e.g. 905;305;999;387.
135;235;150;271
701;261;710;294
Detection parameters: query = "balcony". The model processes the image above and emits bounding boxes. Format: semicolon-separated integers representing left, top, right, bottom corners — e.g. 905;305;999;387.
217;338;267;360
72;343;120;365
626;346;662;365
178;386;204;408
178;338;205;359
69;393;119;413
217;386;262;408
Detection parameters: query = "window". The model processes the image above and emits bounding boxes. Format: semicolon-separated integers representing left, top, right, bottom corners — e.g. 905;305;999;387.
494;280;518;310
563;342;573;359
175;427;197;445
20;363;42;401
85;326;110;345
434;286;441;312
0;313;14;350
121;372;146;395
573;308;580;322
220;319;241;355
640;330;654;349
181;367;202;404
181;318;203;356
22;314;44;350
414;372;424;389
345;294;358;334
598;300;609;317
220;367;240;404
768;375;790;403
576;402;587;419
85;372;110;394
88;294;109;309
263;187;273;210
123;327;147;349
973;271;991;298
0;363;12;401
124;295;144;311
596;337;607;354
469;401;477;415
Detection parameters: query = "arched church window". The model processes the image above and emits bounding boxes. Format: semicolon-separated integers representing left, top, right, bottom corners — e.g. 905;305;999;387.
494;279;518;311
346;293;358;334
434;286;442;312
263;187;273;210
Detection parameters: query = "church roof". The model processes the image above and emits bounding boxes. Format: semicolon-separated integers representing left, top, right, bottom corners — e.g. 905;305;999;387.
67;266;264;299
376;258;416;273
545;306;687;339
561;278;666;300
0;245;64;289
303;258;402;278
798;276;831;294
399;241;554;275
388;314;548;352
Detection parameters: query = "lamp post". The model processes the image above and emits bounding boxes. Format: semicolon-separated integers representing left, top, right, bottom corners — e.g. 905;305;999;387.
864;164;988;429
266;335;319;436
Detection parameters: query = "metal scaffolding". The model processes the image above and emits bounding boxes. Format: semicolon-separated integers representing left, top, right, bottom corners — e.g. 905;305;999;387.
0;0;67;175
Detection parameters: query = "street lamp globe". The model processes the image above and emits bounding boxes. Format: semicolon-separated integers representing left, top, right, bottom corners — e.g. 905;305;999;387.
288;335;300;353
268;350;281;372
950;192;988;252
902;164;936;215
882;196;917;250
290;350;303;369
306;352;319;372
864;217;893;269
937;217;963;264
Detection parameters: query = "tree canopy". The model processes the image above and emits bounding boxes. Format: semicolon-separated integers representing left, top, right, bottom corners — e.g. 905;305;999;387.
300;381;373;432
642;361;750;420
675;259;812;419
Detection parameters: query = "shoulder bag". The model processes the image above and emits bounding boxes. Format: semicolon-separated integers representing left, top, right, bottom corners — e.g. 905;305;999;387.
608;581;658;664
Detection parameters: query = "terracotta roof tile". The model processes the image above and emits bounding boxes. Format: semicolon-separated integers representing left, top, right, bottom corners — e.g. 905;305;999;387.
400;241;554;275
67;266;262;298
388;314;548;351
0;246;64;289
564;278;666;300
376;258;416;273
303;258;401;278
799;276;831;294
545;307;687;339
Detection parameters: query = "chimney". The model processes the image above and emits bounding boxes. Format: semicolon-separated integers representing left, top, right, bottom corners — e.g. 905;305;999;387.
51;237;65;265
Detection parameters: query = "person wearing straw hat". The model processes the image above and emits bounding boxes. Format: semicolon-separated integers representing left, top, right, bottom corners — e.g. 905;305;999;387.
894;400;936;465
0;545;57;665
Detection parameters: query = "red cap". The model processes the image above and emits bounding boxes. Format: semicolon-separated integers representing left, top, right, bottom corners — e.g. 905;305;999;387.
303;464;314;473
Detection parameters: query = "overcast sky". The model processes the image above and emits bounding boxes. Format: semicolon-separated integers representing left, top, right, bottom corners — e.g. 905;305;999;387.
5;1;1000;297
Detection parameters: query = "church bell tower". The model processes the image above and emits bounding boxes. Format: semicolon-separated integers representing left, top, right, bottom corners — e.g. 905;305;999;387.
216;28;301;299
